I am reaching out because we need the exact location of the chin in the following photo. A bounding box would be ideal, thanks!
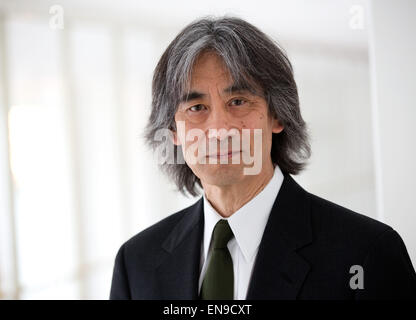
[193,163,245,186]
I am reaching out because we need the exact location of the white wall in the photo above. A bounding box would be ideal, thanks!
[289,44,376,219]
[368,0,416,265]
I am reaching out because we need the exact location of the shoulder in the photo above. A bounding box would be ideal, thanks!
[306,191,396,253]
[284,174,392,242]
[118,198,201,261]
[308,192,390,233]
[302,191,416,298]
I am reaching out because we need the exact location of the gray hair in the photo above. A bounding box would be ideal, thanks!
[144,15,311,196]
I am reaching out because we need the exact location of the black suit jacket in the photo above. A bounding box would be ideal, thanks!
[110,173,416,299]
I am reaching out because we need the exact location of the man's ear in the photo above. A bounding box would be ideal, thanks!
[272,117,284,134]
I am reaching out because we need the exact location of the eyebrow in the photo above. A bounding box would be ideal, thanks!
[179,82,256,104]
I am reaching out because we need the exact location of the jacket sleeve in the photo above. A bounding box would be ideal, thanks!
[355,228,416,299]
[110,244,131,300]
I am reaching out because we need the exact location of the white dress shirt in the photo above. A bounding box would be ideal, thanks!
[198,165,284,300]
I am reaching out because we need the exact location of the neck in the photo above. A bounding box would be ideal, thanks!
[202,161,275,217]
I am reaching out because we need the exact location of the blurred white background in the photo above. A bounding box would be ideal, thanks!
[0,0,415,299]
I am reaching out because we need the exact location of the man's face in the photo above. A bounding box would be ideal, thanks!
[173,51,283,187]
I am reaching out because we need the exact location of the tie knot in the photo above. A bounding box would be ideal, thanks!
[211,220,234,249]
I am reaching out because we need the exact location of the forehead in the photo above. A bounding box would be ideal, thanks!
[188,51,232,87]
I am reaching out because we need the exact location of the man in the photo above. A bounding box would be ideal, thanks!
[110,16,416,299]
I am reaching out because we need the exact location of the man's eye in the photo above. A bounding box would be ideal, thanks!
[230,99,246,106]
[189,104,205,112]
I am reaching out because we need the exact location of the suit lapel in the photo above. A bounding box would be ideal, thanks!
[154,173,313,300]
[155,197,204,299]
[246,173,313,299]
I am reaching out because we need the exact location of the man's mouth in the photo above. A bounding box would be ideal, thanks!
[207,150,241,159]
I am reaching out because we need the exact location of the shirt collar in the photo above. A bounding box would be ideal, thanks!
[202,165,284,262]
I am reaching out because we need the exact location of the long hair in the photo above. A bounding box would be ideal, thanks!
[144,15,311,196]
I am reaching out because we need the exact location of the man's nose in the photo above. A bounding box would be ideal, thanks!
[206,104,238,140]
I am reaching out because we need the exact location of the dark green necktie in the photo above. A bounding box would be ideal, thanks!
[200,219,234,300]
